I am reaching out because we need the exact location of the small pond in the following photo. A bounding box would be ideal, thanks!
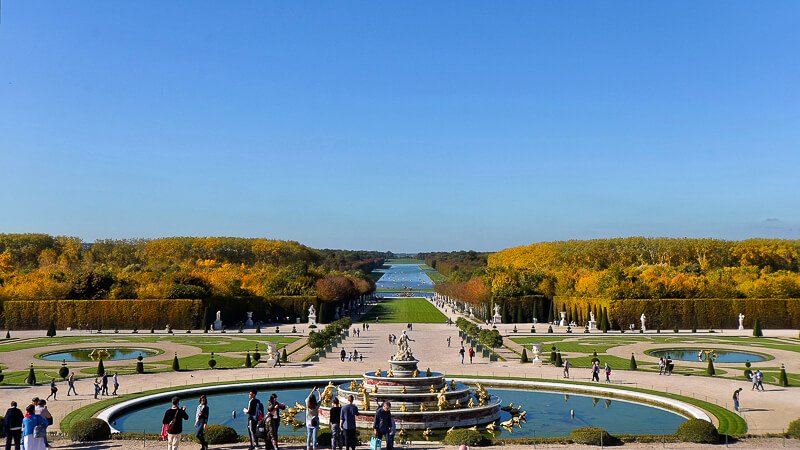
[40,348,159,362]
[111,385,687,437]
[648,348,768,363]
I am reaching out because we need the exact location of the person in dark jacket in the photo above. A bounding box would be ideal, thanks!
[340,395,359,450]
[194,395,209,450]
[162,396,189,450]
[244,390,264,450]
[4,401,24,450]
[329,398,342,450]
[373,401,392,441]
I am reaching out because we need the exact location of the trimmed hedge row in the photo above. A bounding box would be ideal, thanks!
[3,299,203,329]
[555,296,800,329]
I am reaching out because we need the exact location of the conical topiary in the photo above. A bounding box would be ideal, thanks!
[27,364,36,385]
[172,353,180,371]
[208,353,217,369]
[256,324,261,334]
[97,358,105,376]
[281,348,288,363]
[550,346,557,364]
[706,357,715,376]
[753,319,763,337]
[5,330,10,339]
[136,354,145,374]
[743,361,752,380]
[59,361,69,380]
[520,348,529,363]
[779,364,789,387]
[46,320,56,337]
[245,351,252,368]
[555,352,563,367]
[630,353,638,370]
[253,346,261,362]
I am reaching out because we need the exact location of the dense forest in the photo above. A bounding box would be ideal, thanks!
[417,251,488,281]
[0,234,382,302]
[434,238,800,305]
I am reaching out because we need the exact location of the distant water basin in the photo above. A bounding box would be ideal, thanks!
[375,264,434,291]
[648,348,767,363]
[40,348,158,362]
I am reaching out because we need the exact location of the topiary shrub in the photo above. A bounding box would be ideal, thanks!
[172,353,180,371]
[676,419,720,444]
[629,353,637,370]
[203,425,238,445]
[753,319,763,337]
[69,418,111,442]
[46,320,56,337]
[706,358,715,376]
[779,364,789,387]
[59,364,69,380]
[787,418,800,439]
[281,348,288,363]
[743,361,752,380]
[520,348,528,363]
[245,352,252,368]
[570,427,617,446]
[97,358,105,376]
[547,325,553,333]
[136,355,145,374]
[26,365,36,385]
[442,429,490,446]
[555,352,563,367]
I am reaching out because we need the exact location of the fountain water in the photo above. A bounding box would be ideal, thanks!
[319,332,502,429]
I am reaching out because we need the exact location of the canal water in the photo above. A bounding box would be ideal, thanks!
[374,263,435,291]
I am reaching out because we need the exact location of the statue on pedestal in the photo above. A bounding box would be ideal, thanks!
[640,313,647,332]
[738,313,745,330]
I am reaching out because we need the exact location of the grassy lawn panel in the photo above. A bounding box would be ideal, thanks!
[359,298,447,323]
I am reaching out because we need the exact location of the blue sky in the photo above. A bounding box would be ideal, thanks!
[1,1,798,252]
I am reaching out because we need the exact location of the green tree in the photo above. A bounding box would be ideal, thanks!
[281,348,288,363]
[779,364,789,387]
[58,362,69,380]
[245,352,252,368]
[26,365,36,385]
[46,320,56,337]
[706,357,715,376]
[520,348,528,363]
[97,358,105,376]
[752,319,763,337]
[555,352,563,367]
[172,353,180,371]
[629,353,637,370]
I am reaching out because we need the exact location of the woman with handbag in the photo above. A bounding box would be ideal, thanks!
[194,395,209,450]
[21,405,47,450]
[305,387,320,450]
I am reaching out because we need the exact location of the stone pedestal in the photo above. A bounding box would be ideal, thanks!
[493,312,502,324]
[588,320,597,331]
[214,319,223,331]
[559,311,567,327]
[308,313,317,326]
[245,312,254,327]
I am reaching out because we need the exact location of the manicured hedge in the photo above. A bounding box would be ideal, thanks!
[3,299,203,329]
[555,296,800,329]
[676,419,719,444]
[69,418,111,442]
[569,427,618,446]
[442,429,491,446]
[204,425,238,444]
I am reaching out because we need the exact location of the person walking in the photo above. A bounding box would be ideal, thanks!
[305,387,320,450]
[341,395,360,450]
[45,379,57,401]
[446,337,451,347]
[194,395,209,450]
[591,362,600,382]
[751,370,760,391]
[658,357,664,375]
[21,405,46,450]
[604,363,612,383]
[340,349,346,362]
[93,378,100,399]
[67,373,77,396]
[4,401,24,450]
[468,346,475,364]
[373,402,392,448]
[101,373,109,396]
[112,372,120,396]
[268,394,286,450]
[329,397,342,450]
[244,390,264,450]
[162,397,189,450]
[563,358,571,379]
[386,416,396,450]
[353,350,359,362]
[756,370,765,391]
[459,347,465,364]
[732,388,742,412]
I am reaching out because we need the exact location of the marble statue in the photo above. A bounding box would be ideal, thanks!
[590,311,595,322]
[393,331,416,361]
[640,313,647,332]
[738,313,745,330]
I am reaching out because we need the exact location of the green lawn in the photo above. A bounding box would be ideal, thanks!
[424,269,447,284]
[359,297,447,323]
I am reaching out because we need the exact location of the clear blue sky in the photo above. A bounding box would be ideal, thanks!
[1,1,798,252]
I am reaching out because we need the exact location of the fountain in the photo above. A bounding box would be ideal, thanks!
[319,332,502,429]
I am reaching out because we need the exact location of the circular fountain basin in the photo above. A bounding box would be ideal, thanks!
[104,380,693,437]
[39,348,159,362]
[647,348,769,363]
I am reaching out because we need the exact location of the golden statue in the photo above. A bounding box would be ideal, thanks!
[371,384,378,393]
[454,399,461,408]
[399,404,407,412]
[349,380,358,391]
[474,383,490,407]
[437,388,449,411]
[429,385,436,393]
[468,397,476,408]
[376,369,382,377]
[359,385,370,410]
[320,381,336,407]
[419,403,427,412]
[450,380,457,390]
[412,369,419,377]
[387,370,394,378]
[401,386,407,394]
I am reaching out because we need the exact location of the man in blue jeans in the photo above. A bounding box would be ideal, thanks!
[340,395,359,450]
[373,402,392,448]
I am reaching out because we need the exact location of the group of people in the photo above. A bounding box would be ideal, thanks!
[43,371,121,401]
[3,398,54,450]
[339,348,363,362]
[590,361,612,382]
[657,356,675,375]
[458,346,475,364]
[750,369,765,391]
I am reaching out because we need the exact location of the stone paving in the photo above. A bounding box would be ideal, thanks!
[1,321,799,436]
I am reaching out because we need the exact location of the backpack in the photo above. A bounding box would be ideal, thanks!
[32,417,46,439]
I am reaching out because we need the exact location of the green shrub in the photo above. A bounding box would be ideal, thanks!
[46,320,56,337]
[676,419,720,444]
[779,365,789,387]
[744,361,752,380]
[69,418,111,442]
[753,318,763,337]
[629,353,637,370]
[245,352,252,368]
[787,418,800,439]
[442,429,490,446]
[26,366,36,385]
[59,364,69,380]
[520,348,528,363]
[281,348,288,363]
[555,352,563,367]
[204,425,238,445]
[97,358,105,376]
[570,427,617,445]
[172,353,180,371]
[706,358,715,376]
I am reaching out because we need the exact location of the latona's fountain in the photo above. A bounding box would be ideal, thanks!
[319,332,502,429]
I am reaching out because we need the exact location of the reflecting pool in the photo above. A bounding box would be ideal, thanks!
[648,348,767,363]
[40,348,158,362]
[374,264,434,291]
